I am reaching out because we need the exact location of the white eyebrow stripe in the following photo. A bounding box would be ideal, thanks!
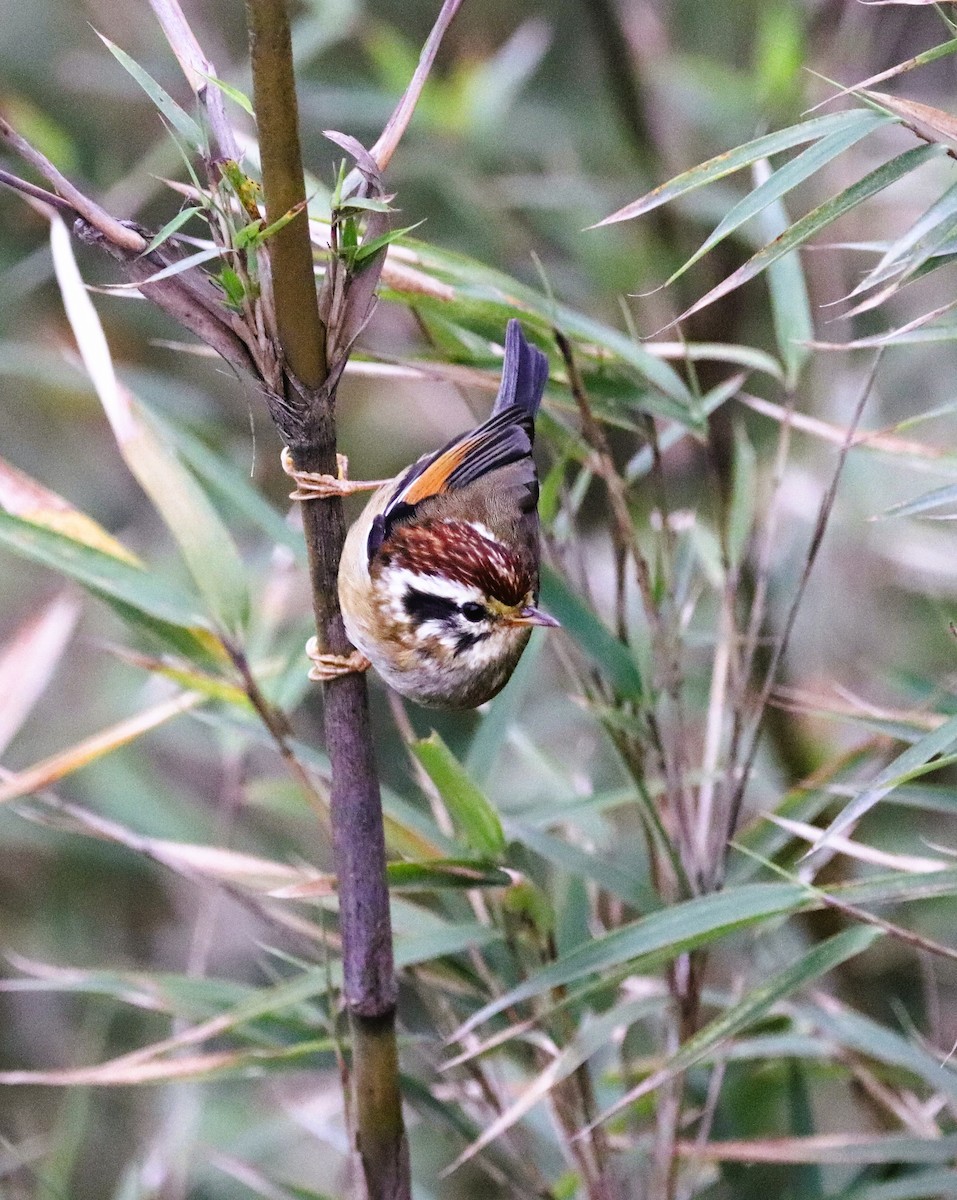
[462,520,505,547]
[384,567,484,606]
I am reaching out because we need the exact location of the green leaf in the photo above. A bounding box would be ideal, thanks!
[404,241,696,415]
[834,1169,957,1199]
[727,422,757,569]
[755,162,814,389]
[338,196,396,213]
[352,220,425,266]
[0,510,206,631]
[141,206,203,256]
[151,412,304,556]
[412,733,507,859]
[507,820,654,907]
[852,180,957,296]
[592,110,889,227]
[595,927,881,1124]
[117,245,225,291]
[539,566,644,700]
[665,110,891,289]
[674,143,944,327]
[125,407,250,636]
[454,882,809,1038]
[455,868,957,1040]
[216,265,247,309]
[701,1134,957,1166]
[198,72,255,116]
[814,711,957,852]
[96,33,204,151]
[386,860,512,890]
[879,481,957,520]
[802,998,957,1105]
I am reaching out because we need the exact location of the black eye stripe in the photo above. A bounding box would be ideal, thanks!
[454,631,490,656]
[403,587,459,625]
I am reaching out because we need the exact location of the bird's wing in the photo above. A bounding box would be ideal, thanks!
[398,407,533,505]
[367,408,535,561]
[367,322,548,562]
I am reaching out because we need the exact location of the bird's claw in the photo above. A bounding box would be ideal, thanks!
[281,446,385,500]
[305,636,371,682]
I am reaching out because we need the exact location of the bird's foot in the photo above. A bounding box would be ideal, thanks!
[305,636,372,682]
[281,446,386,500]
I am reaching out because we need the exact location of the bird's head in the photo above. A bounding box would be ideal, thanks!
[370,519,557,704]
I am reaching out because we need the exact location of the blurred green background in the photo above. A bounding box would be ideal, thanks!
[3,1,957,1197]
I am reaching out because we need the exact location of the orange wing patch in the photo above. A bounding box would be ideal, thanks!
[401,436,478,505]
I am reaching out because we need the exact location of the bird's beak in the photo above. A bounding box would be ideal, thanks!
[504,606,560,629]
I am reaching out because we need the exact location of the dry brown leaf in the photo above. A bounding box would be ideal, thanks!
[864,90,957,149]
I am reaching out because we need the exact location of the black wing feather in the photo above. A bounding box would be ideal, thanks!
[370,321,548,559]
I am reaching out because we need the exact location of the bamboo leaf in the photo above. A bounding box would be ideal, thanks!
[197,71,255,116]
[0,693,203,805]
[813,711,957,853]
[0,596,79,757]
[591,927,881,1129]
[0,454,138,565]
[878,481,957,520]
[540,566,644,700]
[833,1170,957,1199]
[153,414,303,555]
[755,161,814,388]
[864,89,957,148]
[592,110,889,228]
[404,241,696,414]
[851,181,957,296]
[141,206,203,255]
[0,511,206,631]
[412,733,507,859]
[665,110,891,289]
[727,423,757,568]
[48,216,250,634]
[123,410,251,635]
[104,245,225,290]
[681,1133,957,1165]
[453,882,809,1038]
[673,144,943,327]
[455,869,957,1040]
[96,32,205,151]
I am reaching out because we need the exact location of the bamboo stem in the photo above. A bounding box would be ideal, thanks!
[245,1,408,1195]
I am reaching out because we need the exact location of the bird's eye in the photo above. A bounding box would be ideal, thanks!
[460,602,487,623]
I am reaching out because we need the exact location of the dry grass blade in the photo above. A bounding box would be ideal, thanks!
[0,596,80,757]
[806,38,957,112]
[737,391,941,458]
[147,0,239,161]
[675,1133,957,1163]
[766,814,948,873]
[0,691,203,805]
[864,90,957,151]
[359,0,464,182]
[0,1045,315,1087]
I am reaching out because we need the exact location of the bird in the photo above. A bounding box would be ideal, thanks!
[282,318,558,709]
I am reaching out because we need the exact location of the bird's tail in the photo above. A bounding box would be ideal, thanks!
[491,319,549,419]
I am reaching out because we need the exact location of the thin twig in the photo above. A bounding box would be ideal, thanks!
[0,169,76,216]
[147,0,240,163]
[0,117,146,253]
[721,354,883,862]
[555,329,698,889]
